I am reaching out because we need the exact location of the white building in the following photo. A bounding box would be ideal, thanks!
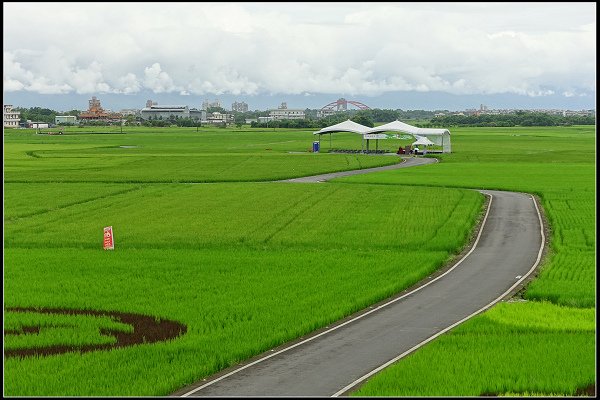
[55,115,78,125]
[140,104,205,121]
[4,105,20,128]
[317,109,336,118]
[119,109,140,116]
[26,121,49,129]
[206,112,234,124]
[269,102,305,120]
[258,116,275,124]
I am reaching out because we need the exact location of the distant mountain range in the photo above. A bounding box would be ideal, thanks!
[4,89,595,113]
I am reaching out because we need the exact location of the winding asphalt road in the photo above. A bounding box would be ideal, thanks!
[285,155,436,183]
[174,156,545,397]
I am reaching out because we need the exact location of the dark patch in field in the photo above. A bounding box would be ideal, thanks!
[25,151,41,158]
[480,383,596,397]
[4,307,187,359]
[575,383,596,397]
[4,326,42,335]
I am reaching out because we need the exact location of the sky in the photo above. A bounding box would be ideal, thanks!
[3,2,596,112]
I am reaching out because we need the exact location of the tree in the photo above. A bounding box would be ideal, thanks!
[15,106,59,124]
[234,114,246,125]
[64,109,81,117]
[428,112,594,127]
[351,114,374,128]
[124,115,137,125]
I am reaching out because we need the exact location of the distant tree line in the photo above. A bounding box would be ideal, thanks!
[249,109,441,129]
[141,116,201,127]
[14,107,80,124]
[10,106,440,128]
[424,112,595,127]
[11,106,593,129]
[250,112,374,129]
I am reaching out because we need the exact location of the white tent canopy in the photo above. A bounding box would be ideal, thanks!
[412,135,435,146]
[313,119,371,135]
[364,120,451,153]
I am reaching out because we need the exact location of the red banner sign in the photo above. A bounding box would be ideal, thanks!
[103,226,114,250]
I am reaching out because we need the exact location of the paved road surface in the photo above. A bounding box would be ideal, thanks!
[283,155,436,182]
[174,158,544,397]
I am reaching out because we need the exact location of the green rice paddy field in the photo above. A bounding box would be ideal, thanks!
[3,125,596,396]
[337,125,596,396]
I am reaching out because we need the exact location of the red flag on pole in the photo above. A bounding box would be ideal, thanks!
[103,226,114,250]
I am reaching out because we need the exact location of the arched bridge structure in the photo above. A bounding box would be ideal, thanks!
[320,98,371,112]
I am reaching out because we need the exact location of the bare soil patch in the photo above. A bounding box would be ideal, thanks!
[4,307,186,359]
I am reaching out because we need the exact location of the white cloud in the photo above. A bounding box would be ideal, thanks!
[116,73,141,94]
[143,63,178,93]
[26,78,73,95]
[68,61,112,94]
[3,52,32,91]
[4,78,25,91]
[2,3,596,98]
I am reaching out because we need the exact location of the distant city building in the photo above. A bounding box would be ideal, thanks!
[453,106,595,117]
[205,111,234,124]
[245,118,258,124]
[258,116,275,124]
[269,102,305,120]
[4,104,20,128]
[55,115,78,125]
[317,109,337,118]
[232,101,248,112]
[119,109,140,116]
[202,99,221,110]
[79,96,111,120]
[77,96,123,122]
[140,103,205,121]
